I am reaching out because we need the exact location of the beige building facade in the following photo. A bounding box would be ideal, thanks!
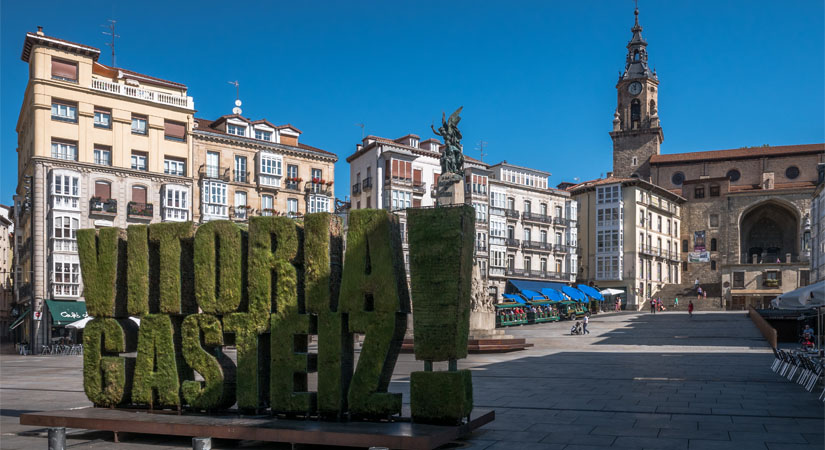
[572,177,683,308]
[14,29,195,350]
[192,115,336,222]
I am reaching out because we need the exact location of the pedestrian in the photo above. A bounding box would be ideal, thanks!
[674,297,679,308]
[583,314,590,334]
[650,299,656,314]
[694,278,699,289]
[697,286,702,301]
[703,290,707,299]
[688,300,694,317]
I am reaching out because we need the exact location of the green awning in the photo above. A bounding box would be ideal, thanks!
[46,300,88,325]
[9,308,30,331]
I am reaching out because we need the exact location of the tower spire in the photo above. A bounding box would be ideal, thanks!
[621,4,656,81]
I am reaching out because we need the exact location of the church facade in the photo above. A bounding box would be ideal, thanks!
[574,8,824,310]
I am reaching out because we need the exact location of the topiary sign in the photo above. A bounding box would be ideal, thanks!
[78,209,474,424]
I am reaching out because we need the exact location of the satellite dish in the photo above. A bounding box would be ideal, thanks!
[232,106,242,115]
[235,99,242,107]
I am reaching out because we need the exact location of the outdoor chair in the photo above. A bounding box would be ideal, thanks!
[805,359,823,393]
[771,348,783,372]
[786,353,802,381]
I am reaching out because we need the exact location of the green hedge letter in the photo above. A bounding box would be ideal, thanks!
[181,314,235,410]
[77,228,119,317]
[132,314,180,407]
[83,318,126,406]
[340,210,409,417]
[127,225,149,316]
[194,221,243,314]
[149,222,195,314]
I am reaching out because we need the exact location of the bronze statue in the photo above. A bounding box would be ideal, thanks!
[431,106,464,175]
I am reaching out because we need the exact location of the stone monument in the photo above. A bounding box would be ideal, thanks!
[432,107,466,206]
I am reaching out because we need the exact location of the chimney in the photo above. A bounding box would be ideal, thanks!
[36,26,44,36]
[356,144,363,152]
[606,171,613,178]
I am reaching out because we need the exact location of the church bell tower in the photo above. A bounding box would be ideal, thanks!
[610,7,663,180]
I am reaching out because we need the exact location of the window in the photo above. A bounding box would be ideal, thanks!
[131,115,147,135]
[490,250,505,268]
[131,151,148,171]
[259,153,283,187]
[287,198,299,217]
[367,196,372,208]
[671,172,685,186]
[94,147,111,166]
[490,191,506,209]
[312,168,323,187]
[287,164,298,179]
[710,260,717,271]
[694,186,705,199]
[540,230,548,244]
[94,180,111,200]
[309,195,330,213]
[800,270,810,287]
[726,169,741,182]
[163,185,189,221]
[524,227,531,242]
[52,215,79,252]
[164,120,186,142]
[51,171,80,210]
[52,256,80,297]
[785,166,800,180]
[255,129,272,141]
[630,99,641,128]
[632,156,638,166]
[556,232,563,246]
[710,238,717,252]
[51,101,77,122]
[682,240,688,252]
[540,203,548,216]
[94,108,111,128]
[709,214,719,228]
[523,200,531,214]
[507,226,515,240]
[709,185,720,197]
[476,232,486,251]
[131,185,147,204]
[540,258,548,273]
[162,157,185,176]
[507,197,515,210]
[733,271,745,288]
[206,152,220,178]
[507,255,515,270]
[657,215,662,231]
[473,202,487,222]
[261,195,274,216]
[234,191,247,219]
[597,185,620,204]
[51,140,77,160]
[227,124,246,136]
[524,257,531,272]
[202,180,228,219]
[390,190,412,210]
[51,58,77,82]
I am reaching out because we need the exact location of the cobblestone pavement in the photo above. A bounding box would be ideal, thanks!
[1,311,822,449]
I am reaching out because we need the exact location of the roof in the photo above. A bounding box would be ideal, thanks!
[650,143,825,165]
[568,175,687,202]
[21,31,100,62]
[194,117,335,159]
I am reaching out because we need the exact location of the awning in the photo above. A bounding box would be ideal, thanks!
[561,285,587,302]
[540,288,566,301]
[600,288,625,296]
[521,289,546,301]
[773,280,825,310]
[45,300,88,326]
[577,284,604,301]
[9,309,29,331]
[502,293,527,304]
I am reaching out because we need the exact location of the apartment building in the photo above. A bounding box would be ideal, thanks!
[486,162,577,300]
[571,176,684,308]
[192,114,337,222]
[0,206,13,340]
[346,133,490,275]
[811,164,825,283]
[14,29,195,351]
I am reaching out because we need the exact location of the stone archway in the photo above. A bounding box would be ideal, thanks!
[739,201,799,263]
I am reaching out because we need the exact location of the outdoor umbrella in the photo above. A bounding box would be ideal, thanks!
[66,316,141,329]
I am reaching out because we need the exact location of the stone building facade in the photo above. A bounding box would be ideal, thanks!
[192,114,336,223]
[809,164,825,283]
[13,29,195,351]
[597,8,825,310]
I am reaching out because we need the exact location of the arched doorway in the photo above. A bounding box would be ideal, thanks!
[739,201,799,263]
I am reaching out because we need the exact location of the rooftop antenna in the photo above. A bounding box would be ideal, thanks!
[355,123,365,139]
[101,19,119,67]
[475,140,488,162]
[228,81,242,115]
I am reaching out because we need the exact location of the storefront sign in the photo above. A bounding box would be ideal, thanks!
[688,251,710,262]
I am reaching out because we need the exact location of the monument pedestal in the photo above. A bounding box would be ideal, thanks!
[435,174,465,206]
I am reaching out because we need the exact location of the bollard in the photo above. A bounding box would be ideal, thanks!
[48,427,66,450]
[192,436,212,450]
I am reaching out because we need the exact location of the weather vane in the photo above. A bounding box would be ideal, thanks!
[228,81,242,114]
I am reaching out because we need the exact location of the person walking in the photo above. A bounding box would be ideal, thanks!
[688,300,694,317]
[583,314,590,334]
[674,297,679,308]
[697,286,702,301]
[650,299,656,314]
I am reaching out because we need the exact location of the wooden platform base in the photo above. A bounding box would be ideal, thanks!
[401,338,533,353]
[20,407,495,450]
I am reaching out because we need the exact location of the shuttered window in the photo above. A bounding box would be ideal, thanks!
[413,198,421,208]
[51,59,77,81]
[132,186,147,204]
[95,181,111,200]
[433,172,440,185]
[164,120,186,141]
[392,160,399,178]
[413,169,422,185]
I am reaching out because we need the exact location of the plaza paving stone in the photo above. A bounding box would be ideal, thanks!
[1,311,823,449]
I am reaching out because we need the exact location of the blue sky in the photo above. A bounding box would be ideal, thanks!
[2,0,823,202]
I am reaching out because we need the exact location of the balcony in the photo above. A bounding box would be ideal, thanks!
[90,197,117,216]
[306,182,333,196]
[352,183,361,195]
[284,178,302,191]
[200,164,229,181]
[505,238,520,248]
[522,211,552,225]
[489,236,505,246]
[127,202,153,219]
[490,207,506,216]
[503,268,572,281]
[91,78,195,110]
[362,177,373,191]
[412,181,426,194]
[233,170,249,183]
[553,217,570,226]
[232,206,249,221]
[522,240,553,252]
[163,207,189,222]
[504,209,520,220]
